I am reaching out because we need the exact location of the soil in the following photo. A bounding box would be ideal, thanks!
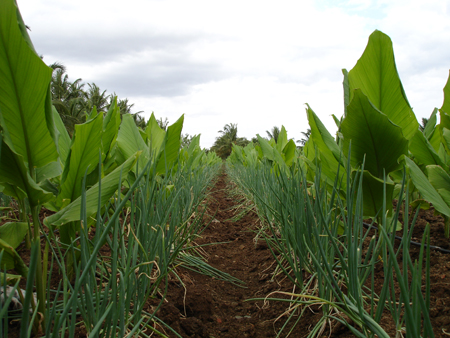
[2,168,450,337]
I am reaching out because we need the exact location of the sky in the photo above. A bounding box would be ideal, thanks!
[17,0,450,148]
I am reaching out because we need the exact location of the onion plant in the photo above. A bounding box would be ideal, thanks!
[227,156,434,337]
[0,150,221,337]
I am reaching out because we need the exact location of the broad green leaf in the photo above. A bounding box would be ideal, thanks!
[0,222,28,249]
[423,108,438,140]
[440,128,450,157]
[155,115,184,175]
[103,98,121,160]
[404,157,450,218]
[427,165,450,205]
[276,126,288,153]
[358,170,395,218]
[331,114,341,129]
[410,199,432,211]
[188,134,200,153]
[440,111,450,137]
[348,30,418,140]
[282,139,296,167]
[441,71,450,114]
[231,144,246,165]
[342,69,350,115]
[0,0,58,170]
[243,143,258,166]
[255,145,263,160]
[305,106,347,193]
[35,160,62,183]
[58,113,103,206]
[306,104,345,167]
[342,89,408,178]
[145,113,166,155]
[0,238,28,277]
[52,106,71,167]
[303,138,315,161]
[409,129,445,167]
[256,135,274,161]
[429,125,442,152]
[271,146,289,176]
[0,140,53,205]
[139,129,148,143]
[45,152,140,227]
[116,114,149,171]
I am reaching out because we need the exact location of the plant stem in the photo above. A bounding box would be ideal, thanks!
[31,206,46,331]
[19,200,31,250]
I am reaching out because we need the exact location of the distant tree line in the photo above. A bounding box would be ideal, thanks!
[211,124,311,159]
[49,62,146,136]
[48,62,196,148]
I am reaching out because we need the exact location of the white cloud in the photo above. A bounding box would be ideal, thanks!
[17,0,450,148]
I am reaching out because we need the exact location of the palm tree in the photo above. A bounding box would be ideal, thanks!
[49,63,146,134]
[50,63,86,135]
[297,128,311,146]
[419,117,429,132]
[83,83,110,114]
[157,117,169,131]
[266,126,281,143]
[211,123,249,159]
[110,95,146,128]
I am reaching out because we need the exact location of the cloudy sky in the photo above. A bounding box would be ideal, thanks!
[18,0,450,148]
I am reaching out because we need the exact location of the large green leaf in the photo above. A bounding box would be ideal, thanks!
[409,129,445,167]
[52,106,71,167]
[305,105,347,190]
[0,140,53,205]
[442,128,450,157]
[57,113,103,206]
[359,170,395,218]
[429,125,442,152]
[0,0,58,170]
[116,114,149,171]
[155,115,184,175]
[306,104,345,167]
[102,98,121,160]
[341,89,408,178]
[145,113,166,155]
[347,30,418,140]
[342,69,350,115]
[0,222,28,249]
[276,126,288,153]
[256,135,274,161]
[0,238,28,277]
[282,139,296,167]
[441,71,450,114]
[440,111,450,134]
[45,152,140,227]
[404,157,450,218]
[427,165,450,206]
[423,108,438,141]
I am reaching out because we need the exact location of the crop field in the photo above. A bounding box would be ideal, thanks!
[0,0,450,337]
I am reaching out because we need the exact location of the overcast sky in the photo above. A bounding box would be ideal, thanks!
[18,0,450,148]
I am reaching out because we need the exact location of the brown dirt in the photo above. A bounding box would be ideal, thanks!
[154,171,450,338]
[2,169,450,337]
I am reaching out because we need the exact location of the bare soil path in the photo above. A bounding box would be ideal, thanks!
[157,169,309,338]
[157,169,450,338]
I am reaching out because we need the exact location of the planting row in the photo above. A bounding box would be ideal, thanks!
[226,29,444,337]
[0,1,222,336]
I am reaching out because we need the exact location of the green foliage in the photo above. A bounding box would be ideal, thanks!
[0,1,222,335]
[347,30,418,140]
[211,123,249,159]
